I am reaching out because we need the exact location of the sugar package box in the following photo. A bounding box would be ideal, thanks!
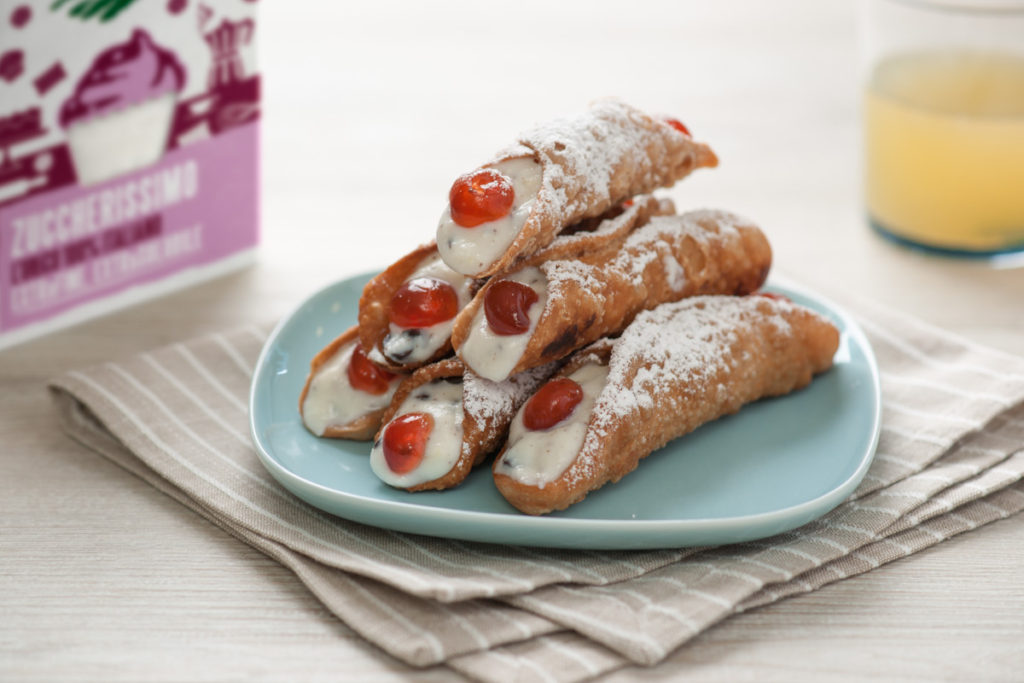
[0,0,259,349]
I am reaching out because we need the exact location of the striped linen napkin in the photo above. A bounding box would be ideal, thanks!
[49,294,1024,683]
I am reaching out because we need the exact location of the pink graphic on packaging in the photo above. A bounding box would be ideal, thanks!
[0,109,77,208]
[0,13,260,209]
[9,5,32,29]
[0,109,45,153]
[59,29,186,128]
[0,124,258,334]
[33,61,67,95]
[0,50,24,83]
[173,8,259,143]
[0,2,259,344]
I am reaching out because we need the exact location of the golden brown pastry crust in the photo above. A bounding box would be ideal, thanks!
[452,209,772,381]
[526,194,675,265]
[466,100,717,278]
[299,325,400,441]
[493,296,840,515]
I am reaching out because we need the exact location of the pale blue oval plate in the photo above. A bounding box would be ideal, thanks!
[249,273,881,550]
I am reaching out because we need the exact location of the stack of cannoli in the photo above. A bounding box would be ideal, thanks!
[300,100,839,513]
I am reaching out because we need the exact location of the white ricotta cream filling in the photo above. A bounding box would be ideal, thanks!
[494,362,609,488]
[370,378,465,488]
[436,157,542,275]
[301,341,399,437]
[458,266,548,382]
[379,253,474,364]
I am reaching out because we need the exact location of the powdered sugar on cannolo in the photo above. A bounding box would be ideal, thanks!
[589,296,794,434]
[569,298,799,486]
[528,195,676,264]
[462,361,560,426]
[436,101,718,278]
[542,211,742,296]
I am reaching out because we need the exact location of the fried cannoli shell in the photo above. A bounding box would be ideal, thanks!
[299,325,401,440]
[453,209,772,381]
[375,358,559,492]
[472,100,717,278]
[493,295,841,515]
[527,194,676,265]
[357,242,459,372]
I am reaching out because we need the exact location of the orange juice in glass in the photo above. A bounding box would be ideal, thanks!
[863,1,1024,257]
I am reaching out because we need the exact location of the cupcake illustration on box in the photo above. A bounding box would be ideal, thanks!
[0,1,259,350]
[59,29,186,186]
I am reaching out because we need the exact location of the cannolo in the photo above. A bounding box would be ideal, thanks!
[300,325,405,440]
[435,100,718,278]
[369,358,559,492]
[452,209,772,382]
[358,243,479,371]
[493,294,841,515]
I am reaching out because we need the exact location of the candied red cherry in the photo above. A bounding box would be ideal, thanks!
[523,377,584,431]
[756,291,790,302]
[484,279,539,336]
[347,344,398,395]
[664,117,691,136]
[390,277,459,329]
[449,168,515,228]
[382,412,433,474]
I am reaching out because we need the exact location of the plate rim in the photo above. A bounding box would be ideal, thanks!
[249,273,882,547]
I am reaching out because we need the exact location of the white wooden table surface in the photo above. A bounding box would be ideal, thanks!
[4,2,1024,680]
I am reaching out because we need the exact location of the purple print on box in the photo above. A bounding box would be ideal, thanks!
[171,5,259,143]
[59,29,187,129]
[10,5,32,28]
[0,109,46,157]
[0,109,76,207]
[33,61,67,95]
[0,0,260,343]
[0,3,260,207]
[0,50,24,83]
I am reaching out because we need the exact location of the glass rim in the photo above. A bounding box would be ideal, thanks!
[880,0,1024,14]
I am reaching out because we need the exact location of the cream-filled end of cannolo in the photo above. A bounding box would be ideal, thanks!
[301,339,401,437]
[457,266,548,382]
[368,252,475,366]
[370,378,465,488]
[436,157,543,276]
[495,362,609,488]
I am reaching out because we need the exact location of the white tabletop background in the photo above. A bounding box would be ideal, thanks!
[4,1,1023,680]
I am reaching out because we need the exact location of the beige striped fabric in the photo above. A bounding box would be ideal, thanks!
[49,296,1024,683]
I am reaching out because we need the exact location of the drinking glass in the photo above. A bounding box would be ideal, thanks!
[862,0,1024,258]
